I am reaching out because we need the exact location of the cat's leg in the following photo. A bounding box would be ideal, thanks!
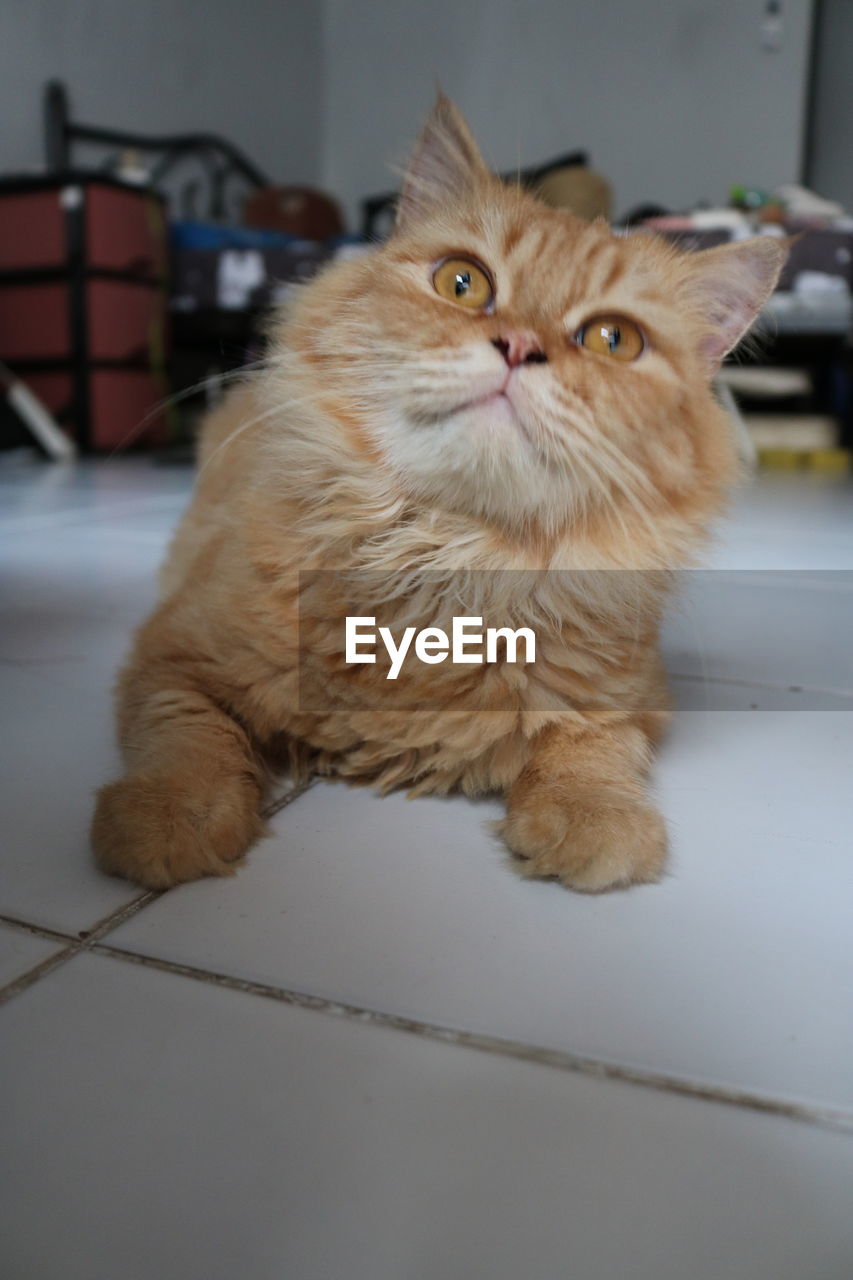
[500,717,668,893]
[91,657,266,890]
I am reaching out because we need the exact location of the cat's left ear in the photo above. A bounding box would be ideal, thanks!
[396,93,491,234]
[680,236,789,373]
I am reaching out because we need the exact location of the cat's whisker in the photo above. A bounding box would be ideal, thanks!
[545,387,640,470]
[578,443,662,550]
[101,361,269,459]
[589,428,661,502]
[564,435,636,546]
[550,389,661,503]
[196,404,288,478]
[558,409,664,542]
[197,380,360,479]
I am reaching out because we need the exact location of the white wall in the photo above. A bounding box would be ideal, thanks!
[807,0,853,212]
[0,0,323,184]
[0,1,818,229]
[322,0,815,226]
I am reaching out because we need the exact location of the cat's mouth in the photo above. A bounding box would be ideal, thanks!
[454,387,533,446]
[455,368,513,415]
[456,389,509,413]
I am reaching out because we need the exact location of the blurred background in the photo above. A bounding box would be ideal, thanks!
[0,0,850,466]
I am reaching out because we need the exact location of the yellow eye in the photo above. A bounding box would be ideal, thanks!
[577,315,644,361]
[432,257,494,310]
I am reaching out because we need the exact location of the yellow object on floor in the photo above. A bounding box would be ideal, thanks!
[758,447,852,472]
[807,448,851,473]
[758,448,804,470]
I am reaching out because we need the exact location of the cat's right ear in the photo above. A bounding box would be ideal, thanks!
[395,94,491,234]
[679,236,789,374]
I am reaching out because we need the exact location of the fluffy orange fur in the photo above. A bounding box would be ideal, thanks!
[92,97,786,892]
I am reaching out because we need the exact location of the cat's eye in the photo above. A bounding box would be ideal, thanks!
[432,257,494,311]
[576,315,644,362]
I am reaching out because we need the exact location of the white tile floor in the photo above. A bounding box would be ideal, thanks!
[2,454,852,1279]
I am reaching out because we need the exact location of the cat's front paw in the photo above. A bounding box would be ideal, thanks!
[500,788,668,893]
[91,768,265,890]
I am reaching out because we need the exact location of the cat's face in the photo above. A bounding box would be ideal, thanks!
[286,97,785,536]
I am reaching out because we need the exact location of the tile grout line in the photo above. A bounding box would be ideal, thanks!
[261,775,318,820]
[0,914,78,945]
[6,779,848,1135]
[0,947,83,1006]
[88,939,853,1138]
[0,777,315,1006]
[0,893,160,1006]
[667,671,853,700]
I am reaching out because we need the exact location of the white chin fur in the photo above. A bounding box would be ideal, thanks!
[376,402,578,528]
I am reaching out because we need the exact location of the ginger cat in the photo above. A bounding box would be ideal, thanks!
[92,97,786,892]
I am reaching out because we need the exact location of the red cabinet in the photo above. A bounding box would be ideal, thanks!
[0,175,169,451]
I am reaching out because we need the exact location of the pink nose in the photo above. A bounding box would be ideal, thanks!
[492,331,547,368]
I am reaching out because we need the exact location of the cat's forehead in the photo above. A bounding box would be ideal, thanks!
[395,193,676,320]
[491,205,673,312]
